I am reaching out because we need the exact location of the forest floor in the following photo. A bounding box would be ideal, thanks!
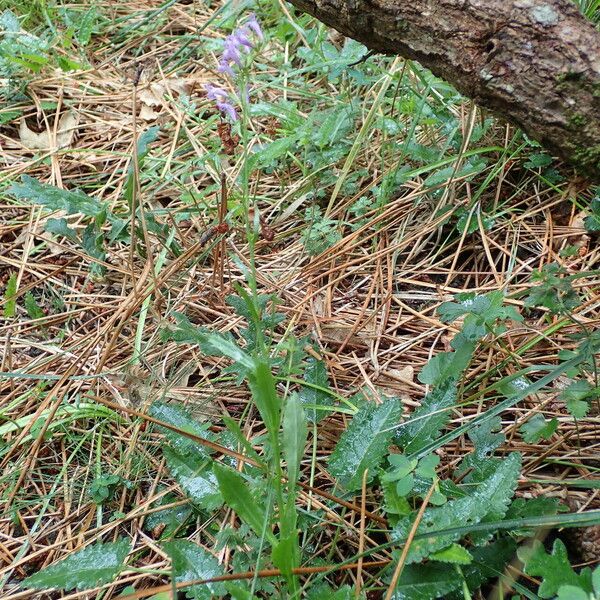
[1,1,599,598]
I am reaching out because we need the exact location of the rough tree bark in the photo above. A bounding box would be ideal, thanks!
[286,0,600,181]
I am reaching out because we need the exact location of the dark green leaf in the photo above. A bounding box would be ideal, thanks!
[163,446,222,510]
[21,540,130,591]
[520,414,558,443]
[213,463,274,542]
[282,392,307,485]
[396,381,456,457]
[163,539,225,599]
[9,175,106,217]
[149,401,212,455]
[519,539,593,598]
[299,358,332,422]
[393,453,521,563]
[329,397,402,491]
[390,561,462,599]
[45,217,78,241]
[247,358,281,435]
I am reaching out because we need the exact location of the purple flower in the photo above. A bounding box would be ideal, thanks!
[217,14,263,77]
[216,101,238,121]
[223,35,244,65]
[232,29,253,50]
[204,84,238,121]
[245,14,263,40]
[217,60,235,76]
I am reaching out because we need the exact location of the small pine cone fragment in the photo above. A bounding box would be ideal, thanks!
[578,525,600,563]
[565,497,600,562]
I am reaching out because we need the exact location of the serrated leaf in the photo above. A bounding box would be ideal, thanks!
[149,401,212,455]
[45,217,78,241]
[390,561,462,599]
[24,291,44,320]
[519,539,593,598]
[449,538,517,599]
[9,175,105,217]
[163,446,222,510]
[163,539,225,599]
[308,584,355,600]
[520,414,558,443]
[438,291,522,326]
[396,381,456,457]
[561,380,596,418]
[329,398,402,491]
[430,543,472,564]
[282,392,307,486]
[3,273,17,318]
[21,540,130,591]
[299,358,332,422]
[213,463,274,542]
[468,417,505,461]
[393,453,521,563]
[166,313,254,371]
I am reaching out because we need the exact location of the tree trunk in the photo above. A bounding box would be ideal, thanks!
[286,0,600,181]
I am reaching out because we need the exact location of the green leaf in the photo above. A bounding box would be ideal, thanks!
[452,538,517,598]
[21,540,130,591]
[308,584,355,600]
[556,586,590,600]
[561,380,595,418]
[329,397,402,491]
[520,414,558,443]
[299,358,332,422]
[45,217,78,241]
[467,417,505,461]
[396,381,456,457]
[438,291,521,325]
[247,359,281,437]
[149,401,212,455]
[272,534,297,581]
[430,543,472,564]
[9,175,106,217]
[248,136,297,170]
[124,127,160,207]
[390,561,463,599]
[213,463,274,543]
[282,392,307,486]
[163,539,225,599]
[393,453,521,563]
[163,446,222,510]
[519,539,593,598]
[3,273,17,318]
[24,292,45,320]
[90,474,122,504]
[166,313,254,372]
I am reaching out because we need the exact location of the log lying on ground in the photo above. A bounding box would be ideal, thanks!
[287,0,600,181]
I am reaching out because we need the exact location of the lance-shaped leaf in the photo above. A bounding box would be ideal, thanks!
[22,540,130,591]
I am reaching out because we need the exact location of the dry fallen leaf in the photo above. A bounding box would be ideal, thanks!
[19,110,79,151]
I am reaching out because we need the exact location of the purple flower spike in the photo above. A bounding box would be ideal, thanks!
[218,60,235,76]
[223,35,243,65]
[204,84,229,102]
[217,101,239,122]
[245,14,263,40]
[233,29,253,50]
